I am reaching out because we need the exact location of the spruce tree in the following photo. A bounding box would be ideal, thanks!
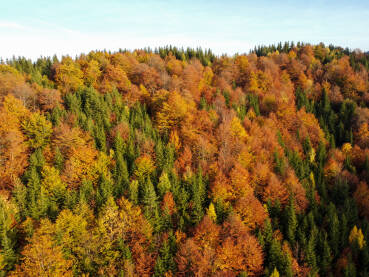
[286,197,298,246]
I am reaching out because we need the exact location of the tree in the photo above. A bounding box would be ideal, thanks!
[21,112,53,149]
[113,134,129,197]
[62,146,98,188]
[10,219,73,277]
[234,194,267,231]
[154,235,176,277]
[270,267,280,277]
[0,100,28,190]
[0,196,19,273]
[142,177,159,222]
[129,180,139,205]
[80,59,101,88]
[54,57,84,93]
[37,88,62,112]
[158,171,172,197]
[134,154,155,181]
[285,197,298,246]
[354,182,369,219]
[215,215,264,276]
[320,234,332,275]
[349,226,366,249]
[207,202,217,222]
[100,64,131,93]
[54,208,94,275]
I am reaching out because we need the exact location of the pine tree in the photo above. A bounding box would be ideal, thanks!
[270,267,280,277]
[327,203,340,256]
[96,175,114,209]
[0,197,18,273]
[320,234,332,274]
[53,146,64,171]
[286,197,298,246]
[142,177,158,221]
[153,236,176,276]
[129,180,139,205]
[306,229,318,275]
[113,135,129,197]
[191,170,206,225]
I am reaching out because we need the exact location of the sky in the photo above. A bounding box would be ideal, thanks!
[1,0,369,60]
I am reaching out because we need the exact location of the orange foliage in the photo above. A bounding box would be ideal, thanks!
[234,195,267,230]
[161,191,177,215]
[262,173,289,206]
[176,215,264,276]
[0,96,29,190]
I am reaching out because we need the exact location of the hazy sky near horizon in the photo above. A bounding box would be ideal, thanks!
[1,0,369,60]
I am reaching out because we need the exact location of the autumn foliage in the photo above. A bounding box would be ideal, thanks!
[0,43,369,276]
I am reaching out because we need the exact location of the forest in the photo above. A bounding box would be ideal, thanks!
[0,42,369,276]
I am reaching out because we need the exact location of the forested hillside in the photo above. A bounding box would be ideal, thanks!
[0,42,369,276]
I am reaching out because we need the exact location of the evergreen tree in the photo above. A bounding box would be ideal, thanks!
[285,197,298,246]
[113,135,129,197]
[54,146,64,171]
[142,177,158,220]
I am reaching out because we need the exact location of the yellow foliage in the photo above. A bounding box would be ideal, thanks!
[238,148,254,169]
[156,91,191,134]
[118,197,153,240]
[207,202,217,222]
[309,172,316,189]
[309,147,316,163]
[203,67,214,86]
[134,154,155,180]
[41,165,66,196]
[349,225,366,249]
[139,84,149,97]
[235,55,249,73]
[247,108,256,120]
[55,57,84,93]
[230,116,248,140]
[199,67,214,91]
[270,267,280,277]
[21,112,53,149]
[82,59,101,87]
[288,50,297,59]
[166,56,183,76]
[94,151,114,179]
[0,64,21,75]
[3,94,30,121]
[342,143,352,155]
[9,219,73,277]
[169,129,181,150]
[63,146,99,187]
[208,109,219,124]
[54,209,91,266]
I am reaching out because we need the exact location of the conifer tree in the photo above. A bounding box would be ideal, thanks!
[143,177,158,221]
[54,146,64,171]
[286,197,298,246]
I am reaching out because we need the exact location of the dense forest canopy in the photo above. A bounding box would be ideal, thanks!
[0,42,369,276]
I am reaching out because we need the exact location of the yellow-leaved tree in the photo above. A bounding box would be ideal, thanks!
[10,219,73,277]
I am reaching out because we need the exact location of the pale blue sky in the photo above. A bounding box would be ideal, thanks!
[1,0,369,59]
